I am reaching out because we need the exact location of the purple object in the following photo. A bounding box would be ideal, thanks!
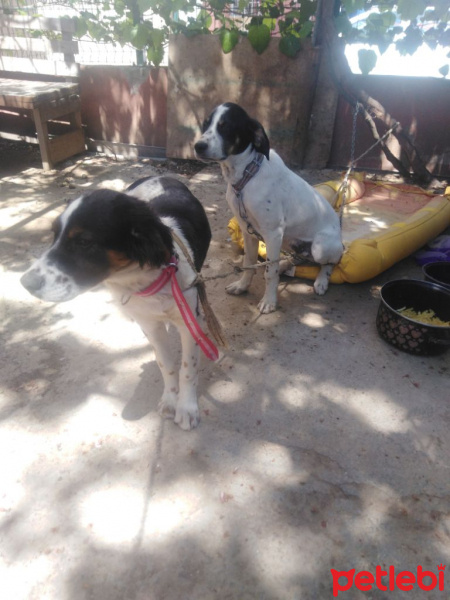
[415,235,450,265]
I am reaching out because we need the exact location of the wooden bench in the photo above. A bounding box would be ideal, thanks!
[0,13,85,170]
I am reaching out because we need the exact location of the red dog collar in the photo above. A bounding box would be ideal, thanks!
[135,256,218,361]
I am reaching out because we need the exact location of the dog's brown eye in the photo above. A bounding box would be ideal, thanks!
[218,120,230,133]
[74,234,94,249]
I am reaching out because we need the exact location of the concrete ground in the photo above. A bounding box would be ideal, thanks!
[1,143,449,600]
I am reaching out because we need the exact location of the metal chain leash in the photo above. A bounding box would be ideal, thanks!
[336,102,399,226]
[350,101,360,166]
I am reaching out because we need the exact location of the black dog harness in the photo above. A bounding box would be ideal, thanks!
[231,152,265,241]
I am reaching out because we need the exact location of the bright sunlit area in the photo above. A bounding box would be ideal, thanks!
[1,1,450,598]
[346,41,449,77]
[345,7,449,78]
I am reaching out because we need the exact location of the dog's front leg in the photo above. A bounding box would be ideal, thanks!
[314,264,334,295]
[140,321,179,420]
[226,230,259,296]
[258,230,283,314]
[311,231,342,295]
[175,324,200,431]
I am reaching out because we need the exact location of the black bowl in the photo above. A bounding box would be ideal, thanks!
[423,261,450,291]
[376,279,450,355]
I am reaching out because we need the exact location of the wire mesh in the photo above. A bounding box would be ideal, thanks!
[0,0,161,65]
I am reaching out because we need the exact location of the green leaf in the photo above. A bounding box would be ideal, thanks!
[423,27,439,50]
[74,17,88,38]
[397,0,427,21]
[147,43,164,66]
[197,9,212,30]
[438,64,449,78]
[279,34,301,57]
[366,13,385,30]
[298,20,314,39]
[268,6,281,19]
[150,27,165,47]
[209,0,228,10]
[116,21,134,44]
[396,26,423,55]
[378,1,397,11]
[295,0,317,24]
[131,23,151,49]
[439,29,450,47]
[248,23,271,54]
[377,39,390,55]
[358,48,377,74]
[220,28,239,53]
[334,15,353,37]
[341,0,366,18]
[381,11,397,28]
[263,18,277,32]
[137,0,154,12]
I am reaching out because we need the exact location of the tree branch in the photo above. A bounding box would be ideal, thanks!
[320,3,433,183]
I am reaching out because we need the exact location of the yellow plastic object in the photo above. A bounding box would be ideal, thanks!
[228,177,450,284]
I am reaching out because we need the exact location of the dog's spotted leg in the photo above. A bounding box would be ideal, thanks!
[141,321,179,419]
[257,230,283,314]
[174,325,200,430]
[226,231,259,296]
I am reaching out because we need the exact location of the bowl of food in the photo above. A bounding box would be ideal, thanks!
[376,279,450,355]
[423,261,450,291]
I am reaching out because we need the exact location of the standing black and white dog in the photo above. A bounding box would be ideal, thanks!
[21,177,212,430]
[194,102,343,313]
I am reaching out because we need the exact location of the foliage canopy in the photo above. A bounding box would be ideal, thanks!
[69,0,449,75]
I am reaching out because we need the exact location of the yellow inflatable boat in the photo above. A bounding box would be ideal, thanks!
[228,175,450,284]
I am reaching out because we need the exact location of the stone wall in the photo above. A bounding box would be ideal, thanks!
[167,34,321,165]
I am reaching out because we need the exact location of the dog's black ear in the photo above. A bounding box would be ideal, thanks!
[250,118,270,160]
[124,203,174,268]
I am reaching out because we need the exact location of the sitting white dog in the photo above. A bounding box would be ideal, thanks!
[194,102,343,314]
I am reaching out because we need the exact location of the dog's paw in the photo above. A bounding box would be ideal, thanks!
[174,405,200,431]
[257,297,278,313]
[226,280,249,296]
[314,265,333,295]
[313,278,329,296]
[158,392,177,420]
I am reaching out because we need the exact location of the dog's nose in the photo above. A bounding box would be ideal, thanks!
[194,140,208,155]
[21,269,45,293]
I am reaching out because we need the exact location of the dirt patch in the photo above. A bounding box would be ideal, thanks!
[2,142,450,600]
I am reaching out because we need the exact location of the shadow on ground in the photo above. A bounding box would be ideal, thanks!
[1,141,449,600]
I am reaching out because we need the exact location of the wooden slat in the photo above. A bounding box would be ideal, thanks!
[0,12,83,168]
[0,81,79,110]
[38,97,81,119]
[48,129,85,164]
[0,130,40,145]
[0,121,86,165]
